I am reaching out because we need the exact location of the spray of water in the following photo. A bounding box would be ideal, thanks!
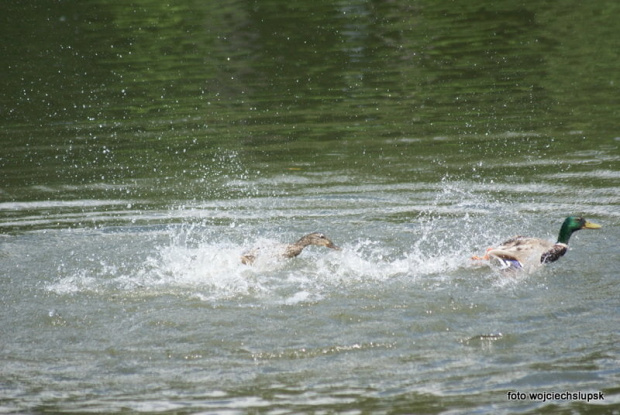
[45,179,549,301]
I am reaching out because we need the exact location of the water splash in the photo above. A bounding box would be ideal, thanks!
[46,224,487,303]
[43,179,560,301]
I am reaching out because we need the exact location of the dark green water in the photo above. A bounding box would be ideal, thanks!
[1,1,619,414]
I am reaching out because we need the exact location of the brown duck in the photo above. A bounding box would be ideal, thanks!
[241,232,340,265]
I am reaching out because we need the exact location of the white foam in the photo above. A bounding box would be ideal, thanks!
[43,180,564,301]
[46,231,476,304]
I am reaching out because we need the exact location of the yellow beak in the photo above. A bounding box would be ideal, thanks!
[583,220,602,229]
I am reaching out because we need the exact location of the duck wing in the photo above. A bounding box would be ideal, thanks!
[487,237,555,266]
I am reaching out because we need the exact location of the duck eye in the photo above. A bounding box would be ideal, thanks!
[319,234,325,238]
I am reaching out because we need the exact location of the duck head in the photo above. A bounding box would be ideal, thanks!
[557,216,601,244]
[297,232,340,250]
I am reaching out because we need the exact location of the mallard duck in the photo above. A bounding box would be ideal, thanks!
[472,216,601,270]
[241,232,340,265]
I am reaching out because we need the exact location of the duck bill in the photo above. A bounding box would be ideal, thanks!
[583,220,602,229]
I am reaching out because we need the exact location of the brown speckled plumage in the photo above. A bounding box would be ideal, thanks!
[241,233,339,265]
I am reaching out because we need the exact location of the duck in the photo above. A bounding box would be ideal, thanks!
[471,216,601,271]
[241,232,340,265]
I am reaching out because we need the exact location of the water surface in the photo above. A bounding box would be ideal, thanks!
[1,1,619,413]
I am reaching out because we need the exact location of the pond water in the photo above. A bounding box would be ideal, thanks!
[1,1,619,414]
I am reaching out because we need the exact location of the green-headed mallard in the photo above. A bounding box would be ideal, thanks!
[472,216,601,271]
[241,232,340,265]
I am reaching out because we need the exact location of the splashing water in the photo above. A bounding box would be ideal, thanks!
[46,208,511,304]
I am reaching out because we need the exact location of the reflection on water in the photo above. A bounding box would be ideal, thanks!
[3,1,620,204]
[1,0,619,413]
